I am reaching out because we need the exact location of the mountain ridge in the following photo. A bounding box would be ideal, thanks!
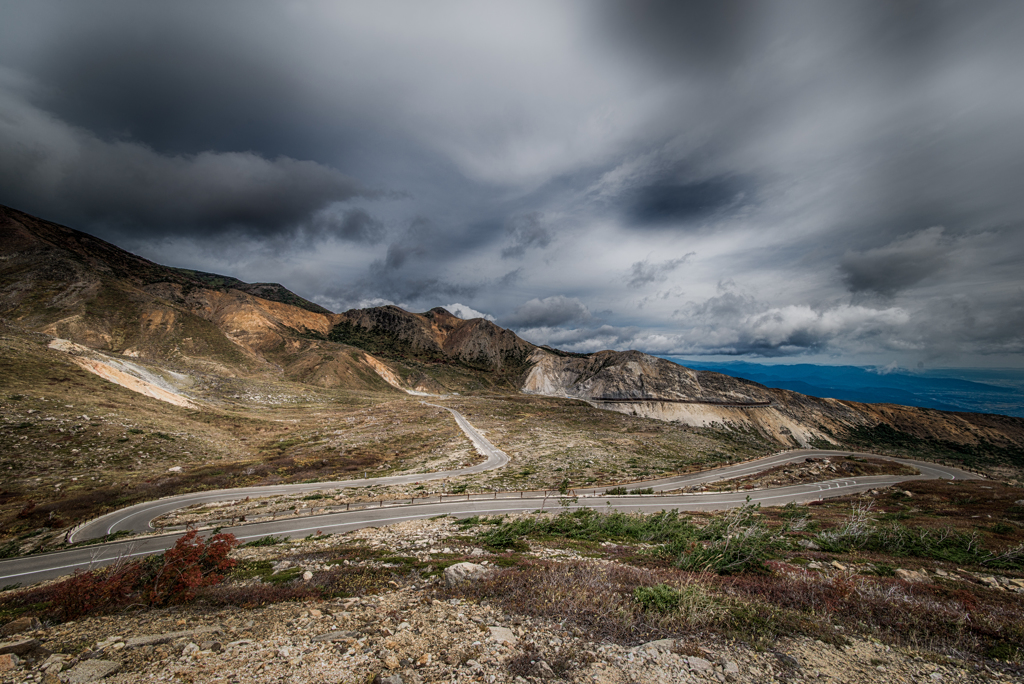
[2,203,1023,475]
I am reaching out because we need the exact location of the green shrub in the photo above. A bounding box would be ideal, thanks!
[815,504,1024,569]
[243,534,287,548]
[634,584,682,612]
[263,567,303,585]
[667,504,786,575]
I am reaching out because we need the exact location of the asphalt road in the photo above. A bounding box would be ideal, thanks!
[67,403,508,543]
[591,450,971,494]
[1,449,979,586]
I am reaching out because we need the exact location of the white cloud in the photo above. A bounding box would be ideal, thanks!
[442,303,495,321]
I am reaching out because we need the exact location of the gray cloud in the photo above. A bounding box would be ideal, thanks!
[503,296,593,329]
[601,0,757,75]
[310,207,386,244]
[627,253,695,288]
[839,227,951,297]
[670,291,911,356]
[1,1,1023,367]
[501,213,551,258]
[627,176,748,227]
[0,85,369,238]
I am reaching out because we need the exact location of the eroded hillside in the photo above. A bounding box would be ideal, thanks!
[523,348,1024,477]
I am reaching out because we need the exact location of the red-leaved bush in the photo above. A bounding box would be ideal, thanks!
[145,530,237,606]
[46,529,238,619]
[49,558,144,620]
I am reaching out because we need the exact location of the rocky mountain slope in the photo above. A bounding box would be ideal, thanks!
[0,205,533,396]
[522,348,1024,475]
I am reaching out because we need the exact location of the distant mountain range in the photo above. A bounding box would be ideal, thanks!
[662,359,1024,419]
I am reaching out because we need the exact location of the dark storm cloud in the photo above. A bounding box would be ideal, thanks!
[371,217,433,272]
[626,177,748,227]
[309,208,386,244]
[3,2,329,159]
[498,269,523,287]
[839,227,950,297]
[503,296,593,330]
[0,86,371,238]
[601,0,756,74]
[1,1,1022,366]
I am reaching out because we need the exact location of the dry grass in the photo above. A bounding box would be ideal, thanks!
[442,394,775,492]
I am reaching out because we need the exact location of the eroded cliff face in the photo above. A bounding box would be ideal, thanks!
[522,349,852,446]
[519,348,1024,452]
[523,349,764,402]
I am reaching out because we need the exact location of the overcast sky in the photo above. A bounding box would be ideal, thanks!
[2,1,1022,368]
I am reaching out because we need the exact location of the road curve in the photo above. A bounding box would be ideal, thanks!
[1,450,980,586]
[68,403,508,543]
[591,450,974,494]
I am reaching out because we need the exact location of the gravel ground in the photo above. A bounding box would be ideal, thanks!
[2,519,1022,684]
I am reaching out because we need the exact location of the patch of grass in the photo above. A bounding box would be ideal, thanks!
[815,504,1024,570]
[990,522,1014,535]
[842,423,1024,473]
[634,583,683,612]
[263,567,303,584]
[242,535,287,548]
[476,505,789,575]
[453,515,505,529]
[230,560,274,580]
[871,563,897,577]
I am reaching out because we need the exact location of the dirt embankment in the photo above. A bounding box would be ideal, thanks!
[47,338,198,409]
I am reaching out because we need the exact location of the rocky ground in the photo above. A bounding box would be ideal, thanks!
[2,514,1024,684]
[4,590,1017,684]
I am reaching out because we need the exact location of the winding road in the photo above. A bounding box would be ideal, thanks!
[65,403,507,543]
[0,405,980,586]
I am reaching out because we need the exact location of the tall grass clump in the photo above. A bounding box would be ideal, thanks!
[478,508,700,550]
[815,504,1024,570]
[476,504,790,574]
[665,503,790,575]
